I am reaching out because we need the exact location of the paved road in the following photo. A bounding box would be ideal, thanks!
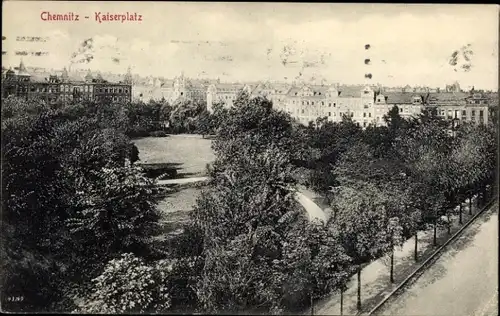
[295,191,328,224]
[157,176,209,185]
[375,204,498,316]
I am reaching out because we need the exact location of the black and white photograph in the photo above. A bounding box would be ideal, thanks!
[1,2,498,315]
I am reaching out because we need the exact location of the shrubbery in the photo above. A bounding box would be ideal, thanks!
[1,93,496,315]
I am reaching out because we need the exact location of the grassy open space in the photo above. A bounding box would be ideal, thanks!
[133,134,215,177]
[152,185,205,240]
[132,135,213,236]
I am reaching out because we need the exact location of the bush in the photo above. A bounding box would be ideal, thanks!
[75,253,174,314]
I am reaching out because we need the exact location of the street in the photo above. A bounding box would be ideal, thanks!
[375,203,498,316]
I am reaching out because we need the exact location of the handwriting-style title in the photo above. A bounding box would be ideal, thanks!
[40,12,143,23]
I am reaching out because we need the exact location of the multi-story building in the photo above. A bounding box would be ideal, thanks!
[1,60,132,104]
[204,79,491,128]
[274,84,378,127]
[373,92,426,125]
[374,90,489,126]
[133,72,220,104]
[206,82,253,112]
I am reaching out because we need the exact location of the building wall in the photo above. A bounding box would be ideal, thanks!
[2,72,131,104]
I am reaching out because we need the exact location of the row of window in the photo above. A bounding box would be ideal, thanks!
[468,100,487,105]
[438,109,485,118]
[13,84,130,94]
[96,87,130,94]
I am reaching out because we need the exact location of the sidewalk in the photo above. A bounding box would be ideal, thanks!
[313,195,489,316]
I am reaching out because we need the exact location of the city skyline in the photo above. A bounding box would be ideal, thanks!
[2,2,498,90]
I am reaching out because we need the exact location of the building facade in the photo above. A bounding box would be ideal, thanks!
[206,82,253,112]
[1,61,132,104]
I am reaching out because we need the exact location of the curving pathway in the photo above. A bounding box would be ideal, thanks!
[156,177,328,224]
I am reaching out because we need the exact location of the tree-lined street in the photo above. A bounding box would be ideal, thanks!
[375,203,498,316]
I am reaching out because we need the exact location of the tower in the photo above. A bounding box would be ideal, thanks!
[124,66,132,85]
[61,67,69,82]
[17,59,31,80]
[85,69,93,82]
[206,84,217,112]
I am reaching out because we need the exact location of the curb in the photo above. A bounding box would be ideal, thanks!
[364,197,497,316]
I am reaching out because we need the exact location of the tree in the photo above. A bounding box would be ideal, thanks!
[1,97,166,311]
[330,182,398,311]
[329,141,411,309]
[191,94,350,314]
[195,109,212,137]
[394,114,453,247]
[305,117,363,202]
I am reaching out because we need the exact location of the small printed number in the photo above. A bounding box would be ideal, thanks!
[7,296,24,302]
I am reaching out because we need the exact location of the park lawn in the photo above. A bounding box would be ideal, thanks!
[133,135,215,176]
[155,185,204,238]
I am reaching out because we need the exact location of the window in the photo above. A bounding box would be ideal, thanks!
[301,109,304,114]
[321,102,324,106]
[312,102,314,105]
[333,103,336,107]
[479,110,484,117]
[363,122,367,127]
[364,104,369,109]
[471,110,476,116]
[84,86,88,92]
[328,112,332,116]
[350,113,354,117]
[369,113,372,117]
[462,110,466,116]
[31,86,35,92]
[363,113,366,117]
[399,107,403,113]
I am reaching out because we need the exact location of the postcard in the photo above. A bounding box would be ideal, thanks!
[1,2,498,315]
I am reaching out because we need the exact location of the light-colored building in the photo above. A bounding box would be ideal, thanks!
[206,82,253,112]
[204,79,491,128]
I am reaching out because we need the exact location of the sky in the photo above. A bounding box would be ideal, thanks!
[2,2,499,90]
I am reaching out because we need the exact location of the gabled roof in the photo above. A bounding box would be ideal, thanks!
[338,85,362,98]
[30,74,50,83]
[384,92,424,104]
[427,92,468,102]
[213,82,246,91]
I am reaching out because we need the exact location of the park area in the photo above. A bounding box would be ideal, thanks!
[133,134,215,177]
[133,135,215,235]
